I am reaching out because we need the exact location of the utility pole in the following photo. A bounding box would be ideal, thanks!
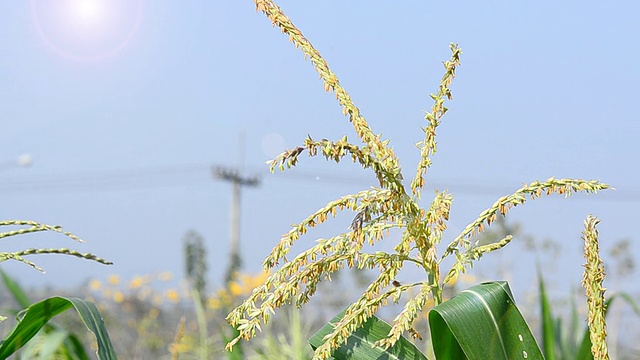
[213,133,260,285]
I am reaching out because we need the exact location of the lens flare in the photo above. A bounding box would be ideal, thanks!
[30,0,143,62]
[71,0,105,25]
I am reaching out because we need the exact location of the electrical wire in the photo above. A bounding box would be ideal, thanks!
[0,163,636,201]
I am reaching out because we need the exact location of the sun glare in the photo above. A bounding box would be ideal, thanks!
[71,0,106,26]
[30,0,143,61]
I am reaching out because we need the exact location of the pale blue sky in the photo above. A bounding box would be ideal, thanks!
[1,1,638,303]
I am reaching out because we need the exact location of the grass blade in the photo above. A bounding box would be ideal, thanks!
[538,269,557,360]
[0,270,32,309]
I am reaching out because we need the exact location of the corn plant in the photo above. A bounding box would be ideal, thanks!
[538,266,640,360]
[226,1,612,359]
[0,220,116,360]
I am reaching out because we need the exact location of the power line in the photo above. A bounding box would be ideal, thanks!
[0,163,213,191]
[0,163,636,202]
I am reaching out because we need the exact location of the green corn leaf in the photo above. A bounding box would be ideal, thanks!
[538,269,557,360]
[61,334,91,360]
[429,281,543,360]
[0,270,90,359]
[566,289,582,357]
[308,308,428,359]
[0,296,117,360]
[576,330,594,360]
[0,270,32,309]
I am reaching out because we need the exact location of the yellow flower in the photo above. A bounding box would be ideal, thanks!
[113,291,124,303]
[228,281,242,297]
[128,275,146,289]
[247,271,270,288]
[107,274,120,286]
[88,279,102,291]
[166,289,180,303]
[208,297,221,310]
[239,274,252,285]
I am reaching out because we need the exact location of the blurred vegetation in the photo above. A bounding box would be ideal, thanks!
[0,218,638,358]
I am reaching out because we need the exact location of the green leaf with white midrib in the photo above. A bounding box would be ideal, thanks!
[429,281,544,360]
[0,270,91,360]
[0,296,117,360]
[68,297,117,360]
[309,308,428,360]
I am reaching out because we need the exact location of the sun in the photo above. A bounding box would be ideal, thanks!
[70,0,106,26]
[30,0,143,62]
